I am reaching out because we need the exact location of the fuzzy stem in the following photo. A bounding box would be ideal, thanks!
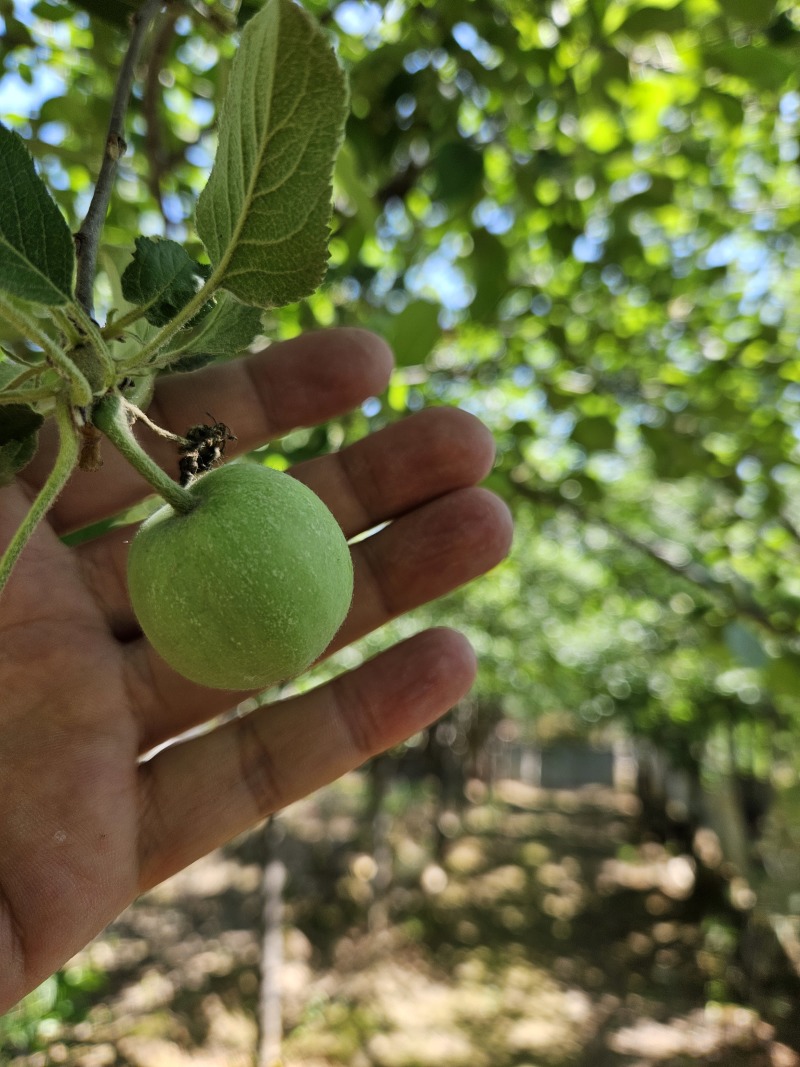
[1,365,43,391]
[0,349,42,368]
[0,295,60,355]
[0,295,93,406]
[0,386,57,405]
[93,393,195,513]
[126,272,220,369]
[0,399,79,600]
[49,306,80,346]
[99,303,152,341]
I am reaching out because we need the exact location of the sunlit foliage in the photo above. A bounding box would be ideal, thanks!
[3,0,800,774]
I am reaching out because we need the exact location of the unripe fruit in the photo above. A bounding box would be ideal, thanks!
[127,463,353,690]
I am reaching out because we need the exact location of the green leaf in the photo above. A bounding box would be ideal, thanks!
[30,2,76,20]
[0,403,44,486]
[121,237,213,327]
[432,141,485,204]
[723,622,769,669]
[0,356,23,388]
[334,142,380,231]
[386,300,441,367]
[571,415,617,452]
[162,293,265,373]
[618,6,686,39]
[722,0,776,29]
[704,43,795,91]
[195,0,349,310]
[470,231,509,323]
[641,425,700,479]
[66,0,142,25]
[0,124,75,306]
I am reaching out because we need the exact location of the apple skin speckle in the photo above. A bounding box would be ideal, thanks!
[127,463,353,690]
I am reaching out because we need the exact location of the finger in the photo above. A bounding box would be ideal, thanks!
[0,481,108,635]
[23,328,393,534]
[337,487,512,653]
[77,405,497,630]
[292,404,497,538]
[126,486,512,751]
[137,628,475,891]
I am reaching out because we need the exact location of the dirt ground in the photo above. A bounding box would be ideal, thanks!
[3,774,800,1067]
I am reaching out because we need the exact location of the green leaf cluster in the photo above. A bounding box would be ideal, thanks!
[6,0,800,775]
[0,0,348,596]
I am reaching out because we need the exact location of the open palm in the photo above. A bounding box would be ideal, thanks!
[0,329,512,1013]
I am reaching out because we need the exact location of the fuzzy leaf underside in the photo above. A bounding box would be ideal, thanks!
[0,123,75,306]
[121,236,213,327]
[162,293,264,372]
[195,0,349,310]
[0,355,23,386]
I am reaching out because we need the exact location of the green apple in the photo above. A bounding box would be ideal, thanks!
[127,462,353,690]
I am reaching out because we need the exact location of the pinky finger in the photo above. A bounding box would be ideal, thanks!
[136,627,476,892]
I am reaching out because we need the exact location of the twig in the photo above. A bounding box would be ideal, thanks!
[142,4,182,228]
[74,0,168,317]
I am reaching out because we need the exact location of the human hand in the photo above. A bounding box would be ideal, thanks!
[0,329,512,1012]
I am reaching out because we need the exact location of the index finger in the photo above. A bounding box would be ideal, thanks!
[22,328,394,535]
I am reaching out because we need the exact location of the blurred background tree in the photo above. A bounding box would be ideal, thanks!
[5,0,800,863]
[5,0,800,1060]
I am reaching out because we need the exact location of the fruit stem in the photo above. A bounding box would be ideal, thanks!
[0,397,80,599]
[92,393,196,514]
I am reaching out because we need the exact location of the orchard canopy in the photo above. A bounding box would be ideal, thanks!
[2,0,800,772]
